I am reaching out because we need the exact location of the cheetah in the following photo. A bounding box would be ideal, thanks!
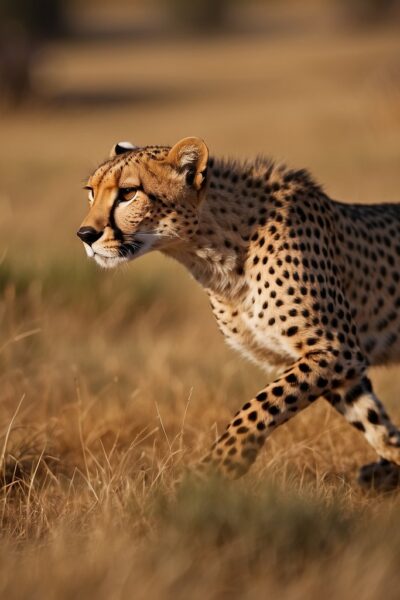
[77,136,400,489]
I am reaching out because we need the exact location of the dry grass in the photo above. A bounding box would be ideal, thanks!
[1,2,400,597]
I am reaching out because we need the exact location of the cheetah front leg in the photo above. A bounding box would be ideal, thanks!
[197,349,364,480]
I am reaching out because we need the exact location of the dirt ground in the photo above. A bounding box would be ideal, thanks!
[1,1,400,598]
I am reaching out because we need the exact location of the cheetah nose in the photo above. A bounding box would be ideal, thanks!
[77,226,102,246]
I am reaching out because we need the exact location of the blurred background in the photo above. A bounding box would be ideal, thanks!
[1,2,400,597]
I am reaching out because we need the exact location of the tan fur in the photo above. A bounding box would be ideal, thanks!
[78,137,400,487]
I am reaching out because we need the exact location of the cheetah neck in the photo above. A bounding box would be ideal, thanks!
[163,203,247,297]
[162,157,278,297]
[162,156,322,298]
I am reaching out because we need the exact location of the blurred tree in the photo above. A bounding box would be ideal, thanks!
[0,0,67,105]
[342,0,400,25]
[164,0,231,32]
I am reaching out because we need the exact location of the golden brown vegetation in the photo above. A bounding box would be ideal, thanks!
[1,2,400,598]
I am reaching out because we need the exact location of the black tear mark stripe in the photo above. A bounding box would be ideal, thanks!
[109,201,124,241]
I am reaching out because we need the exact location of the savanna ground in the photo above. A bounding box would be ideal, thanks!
[1,1,400,598]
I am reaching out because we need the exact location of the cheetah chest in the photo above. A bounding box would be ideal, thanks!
[210,296,297,373]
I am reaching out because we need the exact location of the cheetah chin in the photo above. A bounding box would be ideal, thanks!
[91,235,157,268]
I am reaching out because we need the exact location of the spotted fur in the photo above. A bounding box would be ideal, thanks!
[78,137,400,488]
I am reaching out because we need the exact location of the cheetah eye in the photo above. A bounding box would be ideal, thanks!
[118,187,140,205]
[84,186,94,205]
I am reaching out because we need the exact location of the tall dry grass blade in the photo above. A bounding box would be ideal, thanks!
[25,446,46,524]
[75,381,100,503]
[155,402,173,453]
[0,394,25,476]
[178,387,193,457]
[0,328,41,354]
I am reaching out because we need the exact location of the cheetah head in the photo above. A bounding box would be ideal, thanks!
[77,137,209,268]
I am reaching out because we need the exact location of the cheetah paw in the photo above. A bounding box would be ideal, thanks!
[358,459,400,492]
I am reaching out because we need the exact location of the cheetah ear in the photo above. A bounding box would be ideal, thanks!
[109,141,137,158]
[167,137,209,191]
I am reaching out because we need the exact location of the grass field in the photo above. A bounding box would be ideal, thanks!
[1,2,400,597]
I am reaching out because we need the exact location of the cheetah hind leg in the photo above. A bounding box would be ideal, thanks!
[324,379,400,491]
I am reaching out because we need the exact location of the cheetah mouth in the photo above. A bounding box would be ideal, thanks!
[91,242,144,269]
